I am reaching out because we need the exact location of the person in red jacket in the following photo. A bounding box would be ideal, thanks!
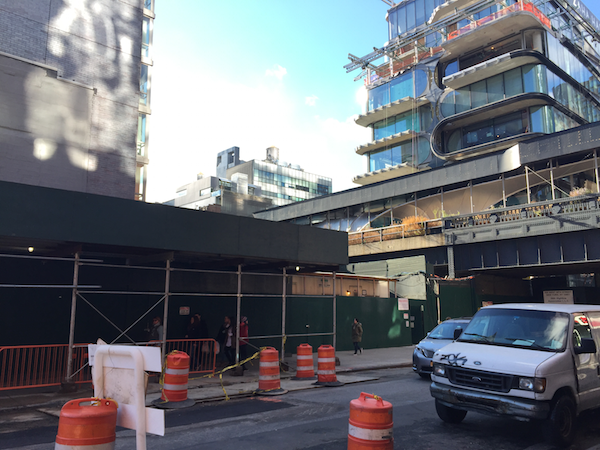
[239,316,249,369]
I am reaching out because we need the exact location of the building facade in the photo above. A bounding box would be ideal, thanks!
[258,0,600,231]
[255,0,600,339]
[0,0,153,200]
[165,173,273,217]
[170,146,333,212]
[227,146,333,207]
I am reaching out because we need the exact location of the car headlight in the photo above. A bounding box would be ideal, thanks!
[433,363,446,377]
[518,377,546,393]
[417,346,427,357]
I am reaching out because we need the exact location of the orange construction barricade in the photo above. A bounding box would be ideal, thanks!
[314,344,343,387]
[54,398,117,450]
[255,347,287,396]
[348,392,393,449]
[152,350,195,409]
[293,344,316,380]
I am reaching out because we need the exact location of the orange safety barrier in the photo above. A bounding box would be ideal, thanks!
[293,344,316,380]
[348,392,393,450]
[55,398,118,449]
[315,345,343,387]
[1,339,217,392]
[152,350,194,409]
[0,343,90,391]
[256,347,286,395]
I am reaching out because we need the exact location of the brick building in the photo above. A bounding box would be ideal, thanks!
[0,0,154,200]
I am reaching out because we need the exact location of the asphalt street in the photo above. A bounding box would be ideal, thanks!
[3,367,600,450]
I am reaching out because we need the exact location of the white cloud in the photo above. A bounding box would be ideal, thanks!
[265,64,287,80]
[305,95,318,106]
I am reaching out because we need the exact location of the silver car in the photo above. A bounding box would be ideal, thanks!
[413,318,470,379]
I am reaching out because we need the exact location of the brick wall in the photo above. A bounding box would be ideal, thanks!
[0,0,143,199]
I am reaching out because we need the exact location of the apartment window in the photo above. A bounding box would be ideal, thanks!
[142,17,151,58]
[140,64,149,104]
[144,0,153,11]
[136,114,147,156]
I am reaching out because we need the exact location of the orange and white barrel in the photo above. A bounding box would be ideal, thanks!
[316,344,338,384]
[55,398,118,450]
[258,347,281,391]
[348,392,393,449]
[294,344,316,380]
[162,351,190,402]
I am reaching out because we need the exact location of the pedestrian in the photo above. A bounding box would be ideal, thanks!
[149,316,164,341]
[239,316,249,369]
[185,315,200,370]
[352,318,363,355]
[216,316,235,366]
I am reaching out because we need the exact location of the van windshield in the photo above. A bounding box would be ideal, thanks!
[457,309,569,352]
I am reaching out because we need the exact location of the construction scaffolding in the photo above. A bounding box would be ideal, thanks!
[346,0,599,87]
[0,252,398,388]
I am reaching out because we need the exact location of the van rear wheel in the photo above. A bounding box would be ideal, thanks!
[542,395,576,448]
[435,399,467,424]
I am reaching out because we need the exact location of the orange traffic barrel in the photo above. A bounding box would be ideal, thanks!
[54,398,117,449]
[293,344,316,380]
[152,351,195,409]
[314,344,343,387]
[348,392,393,449]
[256,347,287,396]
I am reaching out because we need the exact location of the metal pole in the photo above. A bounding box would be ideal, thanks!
[502,174,507,208]
[332,272,337,350]
[65,252,80,382]
[281,267,287,361]
[526,166,531,204]
[236,264,242,364]
[162,259,171,358]
[551,159,556,200]
[595,150,599,194]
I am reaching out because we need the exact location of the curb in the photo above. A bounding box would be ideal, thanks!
[0,362,412,412]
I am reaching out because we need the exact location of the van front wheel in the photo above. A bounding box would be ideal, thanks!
[543,395,576,447]
[435,399,467,424]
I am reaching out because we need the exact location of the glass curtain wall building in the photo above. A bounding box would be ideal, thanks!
[136,0,155,201]
[256,0,600,234]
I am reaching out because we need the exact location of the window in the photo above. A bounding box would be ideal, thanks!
[142,17,151,58]
[140,64,149,104]
[228,152,235,164]
[136,114,146,156]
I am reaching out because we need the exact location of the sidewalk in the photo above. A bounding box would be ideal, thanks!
[0,345,415,413]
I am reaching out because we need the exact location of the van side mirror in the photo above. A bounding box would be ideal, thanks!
[575,338,597,354]
[453,328,463,340]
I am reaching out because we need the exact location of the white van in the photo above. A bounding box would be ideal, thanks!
[430,303,600,447]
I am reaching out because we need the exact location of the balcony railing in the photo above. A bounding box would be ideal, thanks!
[445,195,599,229]
[447,1,551,41]
[348,194,600,246]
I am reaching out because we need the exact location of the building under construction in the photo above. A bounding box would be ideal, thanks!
[256,0,600,341]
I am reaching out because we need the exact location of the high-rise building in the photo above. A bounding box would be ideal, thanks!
[166,146,333,213]
[225,146,333,207]
[255,0,600,310]
[258,0,600,229]
[0,0,153,200]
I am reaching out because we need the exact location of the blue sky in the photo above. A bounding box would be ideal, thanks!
[146,0,600,203]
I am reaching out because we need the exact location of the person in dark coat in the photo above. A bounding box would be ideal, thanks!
[216,316,235,366]
[352,318,363,355]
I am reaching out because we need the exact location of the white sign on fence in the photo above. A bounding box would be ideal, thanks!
[543,290,574,304]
